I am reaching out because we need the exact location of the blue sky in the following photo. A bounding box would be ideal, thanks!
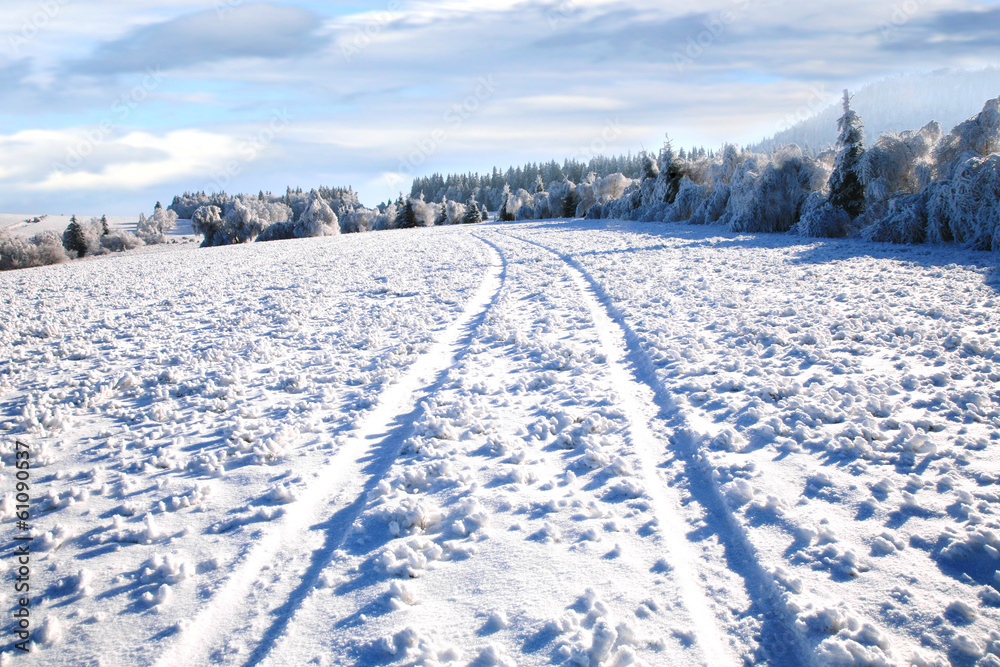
[1,0,999,215]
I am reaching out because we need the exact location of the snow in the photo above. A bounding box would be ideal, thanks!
[0,219,998,665]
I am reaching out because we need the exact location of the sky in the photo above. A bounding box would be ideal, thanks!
[1,0,999,215]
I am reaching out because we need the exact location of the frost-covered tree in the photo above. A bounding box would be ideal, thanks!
[444,199,467,225]
[137,206,178,244]
[932,95,1000,175]
[639,152,659,181]
[342,209,375,234]
[192,205,224,246]
[63,216,88,257]
[294,189,340,237]
[828,90,866,219]
[728,147,825,233]
[100,215,110,236]
[860,121,940,222]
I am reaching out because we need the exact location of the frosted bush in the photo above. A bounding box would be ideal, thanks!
[728,147,823,233]
[796,192,852,238]
[864,193,927,245]
[137,207,178,244]
[0,230,70,271]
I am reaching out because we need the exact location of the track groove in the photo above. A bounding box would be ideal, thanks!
[496,228,811,666]
[154,239,506,667]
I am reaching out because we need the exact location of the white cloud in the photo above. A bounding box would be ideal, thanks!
[0,128,242,192]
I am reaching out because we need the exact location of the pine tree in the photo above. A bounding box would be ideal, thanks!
[100,215,109,236]
[561,187,580,218]
[658,137,685,205]
[462,197,483,224]
[395,197,420,228]
[434,205,449,226]
[63,215,88,257]
[828,89,866,219]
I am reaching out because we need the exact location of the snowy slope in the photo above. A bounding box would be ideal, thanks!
[751,68,1000,154]
[0,214,196,239]
[0,220,998,666]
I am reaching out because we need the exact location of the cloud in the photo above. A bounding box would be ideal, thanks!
[881,6,1000,53]
[0,128,242,192]
[69,3,326,75]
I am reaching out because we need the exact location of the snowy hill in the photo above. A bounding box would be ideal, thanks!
[751,68,1000,153]
[1,220,998,665]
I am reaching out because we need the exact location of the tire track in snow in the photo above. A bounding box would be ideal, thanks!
[154,237,506,667]
[496,228,810,666]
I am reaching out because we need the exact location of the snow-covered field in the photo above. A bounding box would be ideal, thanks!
[1,219,998,666]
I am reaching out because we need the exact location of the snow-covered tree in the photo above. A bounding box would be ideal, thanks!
[342,209,375,234]
[100,215,110,236]
[394,196,420,229]
[828,90,866,219]
[63,216,88,257]
[294,190,339,237]
[860,121,940,221]
[499,184,516,222]
[137,206,178,244]
[461,197,483,224]
[192,205,224,246]
[434,204,449,226]
[444,199,467,225]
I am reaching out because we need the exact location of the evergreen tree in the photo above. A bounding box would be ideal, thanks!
[395,197,420,228]
[462,197,483,224]
[658,138,685,205]
[100,215,109,236]
[828,89,866,219]
[561,187,580,218]
[63,215,88,257]
[434,205,449,226]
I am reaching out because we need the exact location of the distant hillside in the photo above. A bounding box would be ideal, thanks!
[751,68,1000,154]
